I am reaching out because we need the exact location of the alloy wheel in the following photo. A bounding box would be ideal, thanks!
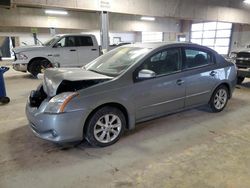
[93,114,122,144]
[214,88,228,110]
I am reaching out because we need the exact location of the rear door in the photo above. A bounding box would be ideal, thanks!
[75,36,99,66]
[182,47,219,107]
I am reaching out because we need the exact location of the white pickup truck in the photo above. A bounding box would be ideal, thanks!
[12,34,100,76]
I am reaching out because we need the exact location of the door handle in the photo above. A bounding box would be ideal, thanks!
[176,79,184,85]
[91,49,97,51]
[70,49,76,51]
[210,71,217,77]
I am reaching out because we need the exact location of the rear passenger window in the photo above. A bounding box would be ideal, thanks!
[76,36,93,46]
[184,49,213,69]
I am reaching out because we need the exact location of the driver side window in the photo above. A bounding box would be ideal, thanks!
[141,48,181,76]
[56,37,66,47]
[55,36,76,47]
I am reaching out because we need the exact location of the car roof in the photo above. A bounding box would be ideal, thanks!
[126,42,202,49]
[55,34,95,37]
[124,42,217,54]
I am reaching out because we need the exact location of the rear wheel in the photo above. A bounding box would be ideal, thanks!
[209,85,229,112]
[29,59,52,77]
[85,106,126,147]
[237,76,245,85]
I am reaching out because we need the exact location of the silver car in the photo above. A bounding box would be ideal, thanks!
[26,42,237,147]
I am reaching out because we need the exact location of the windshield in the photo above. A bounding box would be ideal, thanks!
[43,36,60,46]
[85,47,150,76]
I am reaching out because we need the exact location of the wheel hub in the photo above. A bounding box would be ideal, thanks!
[94,114,122,143]
[214,89,227,110]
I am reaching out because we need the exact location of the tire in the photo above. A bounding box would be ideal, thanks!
[0,97,10,104]
[85,106,126,147]
[237,76,245,85]
[209,85,229,113]
[29,59,52,77]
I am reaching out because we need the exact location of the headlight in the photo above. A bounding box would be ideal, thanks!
[44,92,78,114]
[17,52,28,60]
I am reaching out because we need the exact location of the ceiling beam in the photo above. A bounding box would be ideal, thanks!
[11,0,250,24]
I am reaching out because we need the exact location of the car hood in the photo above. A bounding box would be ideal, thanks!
[13,45,45,53]
[231,48,250,53]
[43,68,113,97]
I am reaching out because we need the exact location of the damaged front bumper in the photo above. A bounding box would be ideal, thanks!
[26,102,87,143]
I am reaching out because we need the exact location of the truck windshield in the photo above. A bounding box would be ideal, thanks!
[85,47,150,76]
[43,36,60,46]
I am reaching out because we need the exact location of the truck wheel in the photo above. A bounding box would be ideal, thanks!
[29,59,52,77]
[237,76,245,85]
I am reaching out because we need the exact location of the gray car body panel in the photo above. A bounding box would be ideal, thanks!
[26,42,237,143]
[43,68,113,97]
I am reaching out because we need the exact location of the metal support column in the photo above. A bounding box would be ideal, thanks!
[100,11,109,53]
[32,33,38,45]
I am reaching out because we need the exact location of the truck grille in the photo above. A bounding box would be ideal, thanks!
[237,52,250,58]
[236,52,250,68]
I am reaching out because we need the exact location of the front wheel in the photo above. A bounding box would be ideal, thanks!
[209,85,229,113]
[85,106,126,147]
[29,59,52,77]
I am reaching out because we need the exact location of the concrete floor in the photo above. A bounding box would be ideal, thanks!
[1,70,250,188]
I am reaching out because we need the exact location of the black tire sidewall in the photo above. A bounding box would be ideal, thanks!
[237,76,245,85]
[40,59,52,72]
[29,62,39,77]
[209,85,229,113]
[0,97,10,104]
[85,106,126,147]
[29,59,51,77]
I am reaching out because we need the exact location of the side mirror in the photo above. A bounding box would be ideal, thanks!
[138,69,156,79]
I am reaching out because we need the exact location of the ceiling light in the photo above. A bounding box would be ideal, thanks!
[243,0,250,4]
[141,16,155,21]
[45,10,68,15]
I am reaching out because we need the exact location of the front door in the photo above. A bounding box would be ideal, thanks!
[53,36,78,67]
[134,48,186,121]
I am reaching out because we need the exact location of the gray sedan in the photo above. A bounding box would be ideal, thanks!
[26,42,237,147]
